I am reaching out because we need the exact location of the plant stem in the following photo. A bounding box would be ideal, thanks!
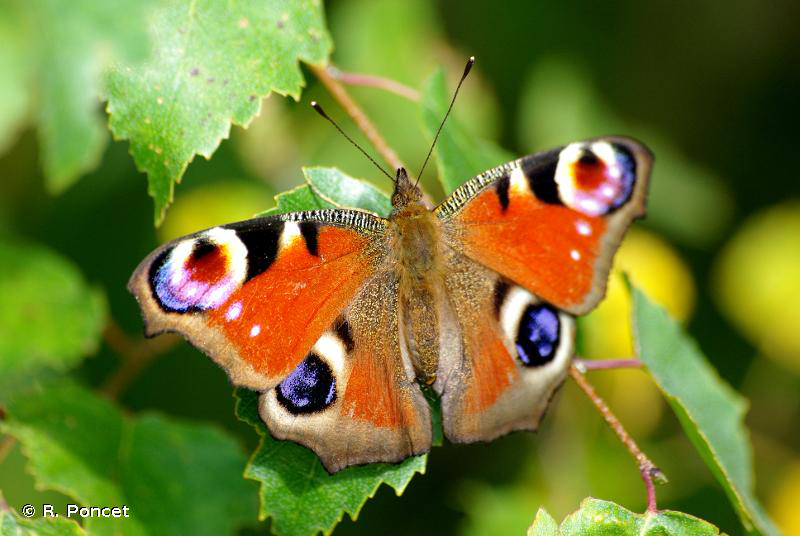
[310,64,407,173]
[572,358,643,371]
[569,363,665,512]
[326,65,420,101]
[101,318,179,399]
[0,436,15,465]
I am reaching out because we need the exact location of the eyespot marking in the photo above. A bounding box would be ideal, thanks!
[149,227,246,313]
[555,141,636,216]
[515,304,560,367]
[276,353,337,415]
[191,239,216,261]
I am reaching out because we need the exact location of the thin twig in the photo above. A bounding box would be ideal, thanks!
[0,436,15,464]
[569,363,666,512]
[573,358,643,372]
[101,319,179,399]
[310,64,407,173]
[326,65,420,101]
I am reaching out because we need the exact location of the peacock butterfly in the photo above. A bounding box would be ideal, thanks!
[128,61,652,472]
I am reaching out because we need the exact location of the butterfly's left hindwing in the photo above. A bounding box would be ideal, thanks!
[128,210,388,391]
[435,253,575,443]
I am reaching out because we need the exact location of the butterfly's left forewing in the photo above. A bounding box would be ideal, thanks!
[437,137,652,315]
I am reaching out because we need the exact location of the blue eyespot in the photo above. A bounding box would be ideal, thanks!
[515,304,560,367]
[609,144,636,211]
[276,353,336,414]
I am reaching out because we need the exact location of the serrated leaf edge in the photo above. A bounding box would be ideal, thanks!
[631,289,771,535]
[104,52,329,225]
[233,373,426,534]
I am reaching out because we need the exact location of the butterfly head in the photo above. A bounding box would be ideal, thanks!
[390,168,425,211]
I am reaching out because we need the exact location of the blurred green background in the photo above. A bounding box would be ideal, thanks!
[1,0,799,534]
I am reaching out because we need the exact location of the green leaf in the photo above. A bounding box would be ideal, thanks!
[2,383,256,536]
[528,498,721,535]
[256,184,334,218]
[0,239,106,402]
[632,287,779,535]
[15,0,155,192]
[304,167,393,217]
[235,389,426,536]
[527,509,559,536]
[420,69,512,194]
[257,166,392,218]
[104,0,332,224]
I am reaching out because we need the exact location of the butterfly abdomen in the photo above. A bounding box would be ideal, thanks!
[389,200,450,383]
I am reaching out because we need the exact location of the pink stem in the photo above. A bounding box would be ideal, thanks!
[573,358,643,371]
[569,364,665,513]
[326,66,420,101]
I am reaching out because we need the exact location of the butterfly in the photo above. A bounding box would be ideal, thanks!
[129,136,652,473]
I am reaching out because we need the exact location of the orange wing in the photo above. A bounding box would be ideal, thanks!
[437,137,652,315]
[131,209,433,472]
[128,209,387,390]
[259,271,432,472]
[435,253,575,443]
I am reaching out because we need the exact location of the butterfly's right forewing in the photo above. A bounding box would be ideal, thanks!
[128,209,388,390]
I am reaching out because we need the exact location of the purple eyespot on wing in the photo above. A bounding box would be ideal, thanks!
[149,227,247,313]
[276,353,337,414]
[515,304,560,367]
[554,141,636,216]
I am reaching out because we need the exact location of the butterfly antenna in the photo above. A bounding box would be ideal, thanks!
[310,101,395,182]
[416,56,475,186]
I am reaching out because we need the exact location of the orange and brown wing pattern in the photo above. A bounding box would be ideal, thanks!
[259,271,432,472]
[437,137,652,315]
[435,254,575,443]
[128,209,388,391]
